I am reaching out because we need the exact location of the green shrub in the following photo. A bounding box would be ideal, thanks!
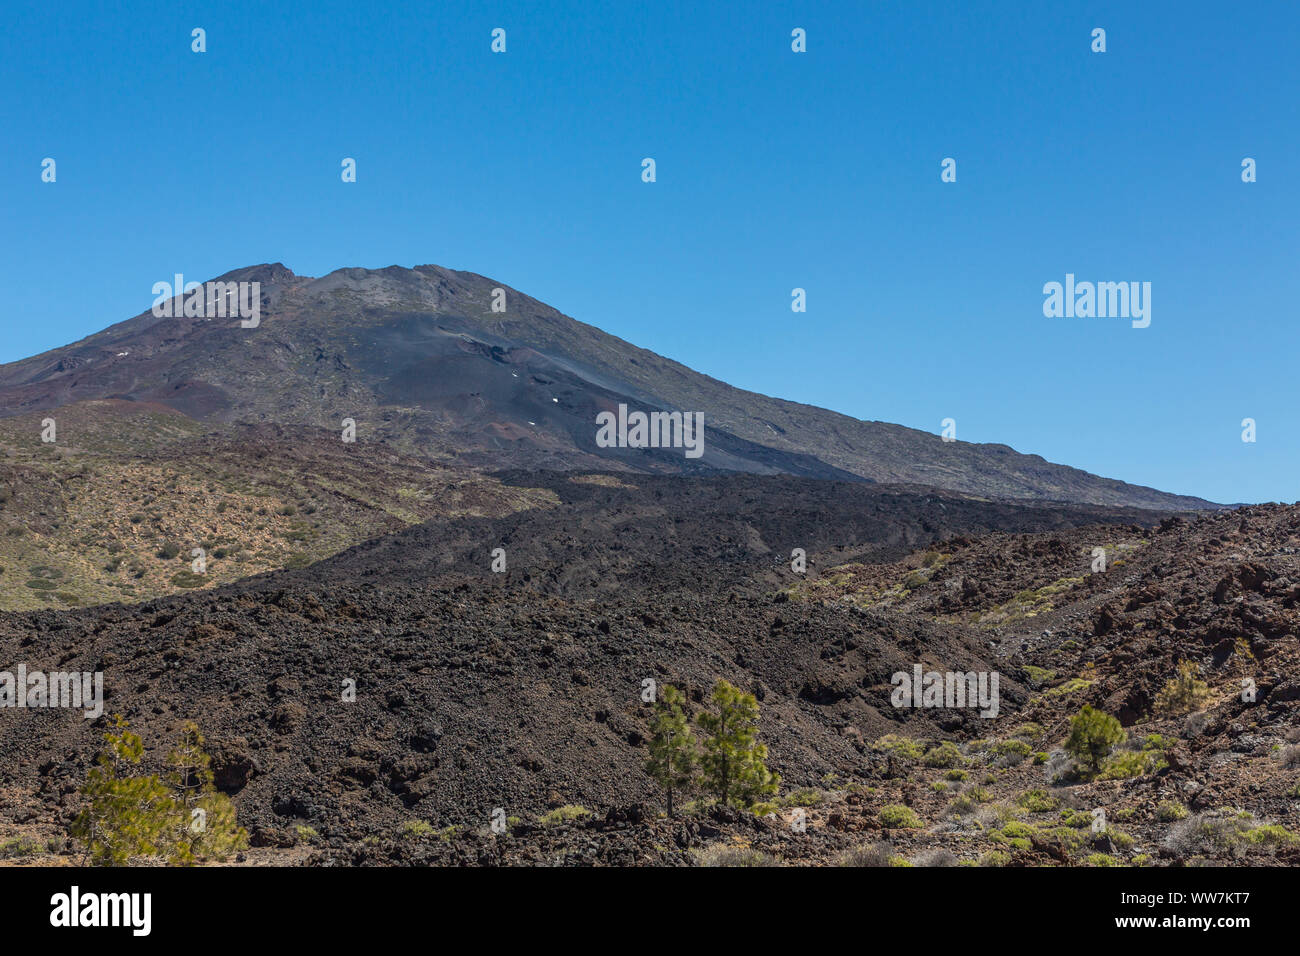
[923,741,964,768]
[1015,788,1059,813]
[990,820,1036,850]
[991,739,1032,763]
[948,785,992,817]
[1100,749,1165,780]
[1023,666,1056,687]
[879,805,922,829]
[1010,722,1046,742]
[1000,820,1038,839]
[1060,808,1094,829]
[947,793,979,816]
[871,734,925,761]
[1049,826,1087,852]
[1047,677,1096,696]
[539,805,590,826]
[1245,824,1297,846]
[0,836,44,859]
[781,788,822,807]
[1085,853,1120,867]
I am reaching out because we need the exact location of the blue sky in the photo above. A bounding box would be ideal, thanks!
[2,0,1296,504]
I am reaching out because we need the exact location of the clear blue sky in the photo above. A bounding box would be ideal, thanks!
[2,0,1296,504]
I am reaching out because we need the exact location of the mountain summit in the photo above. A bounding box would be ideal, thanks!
[0,262,1213,510]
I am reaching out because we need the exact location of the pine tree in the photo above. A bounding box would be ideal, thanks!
[164,722,248,864]
[1064,704,1124,776]
[696,679,779,808]
[71,714,178,865]
[645,684,696,816]
[71,716,248,865]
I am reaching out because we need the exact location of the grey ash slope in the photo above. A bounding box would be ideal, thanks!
[0,262,1214,509]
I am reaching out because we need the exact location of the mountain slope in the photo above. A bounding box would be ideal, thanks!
[0,400,557,611]
[0,262,1215,509]
[0,478,1293,866]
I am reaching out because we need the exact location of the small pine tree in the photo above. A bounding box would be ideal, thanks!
[1155,660,1210,715]
[71,715,178,865]
[645,685,696,816]
[1064,705,1124,775]
[72,716,248,866]
[696,679,779,808]
[164,722,248,864]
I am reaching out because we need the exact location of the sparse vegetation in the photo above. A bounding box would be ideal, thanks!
[837,843,900,867]
[1155,660,1211,715]
[539,805,590,826]
[695,843,778,867]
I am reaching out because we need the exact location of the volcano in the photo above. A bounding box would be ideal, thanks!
[0,262,1214,510]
